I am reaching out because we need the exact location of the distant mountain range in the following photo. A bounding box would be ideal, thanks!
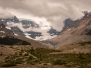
[0,21,46,48]
[0,16,60,40]
[1,11,91,49]
[0,11,91,52]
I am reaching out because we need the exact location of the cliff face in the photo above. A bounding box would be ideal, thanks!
[0,22,14,37]
[49,12,91,48]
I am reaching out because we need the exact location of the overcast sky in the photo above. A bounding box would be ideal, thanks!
[0,0,91,31]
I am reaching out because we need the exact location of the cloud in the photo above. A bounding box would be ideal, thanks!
[0,0,91,31]
[6,21,51,32]
[6,21,53,40]
[0,7,14,18]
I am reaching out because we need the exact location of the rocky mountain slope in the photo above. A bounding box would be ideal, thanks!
[0,22,14,37]
[0,22,46,48]
[57,41,91,53]
[0,16,60,40]
[48,12,91,48]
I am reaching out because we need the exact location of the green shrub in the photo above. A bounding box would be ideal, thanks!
[52,59,66,65]
[1,62,16,67]
[0,36,31,45]
[28,56,34,60]
[24,53,29,56]
[78,53,85,59]
[27,60,39,65]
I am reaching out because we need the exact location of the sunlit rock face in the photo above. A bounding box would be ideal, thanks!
[0,16,61,40]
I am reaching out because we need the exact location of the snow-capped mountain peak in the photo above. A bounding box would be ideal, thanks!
[0,16,61,41]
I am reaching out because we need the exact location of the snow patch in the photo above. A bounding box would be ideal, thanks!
[25,35,33,39]
[34,34,57,41]
[6,26,11,30]
[0,31,5,33]
[1,19,4,21]
[24,32,31,36]
[68,29,71,31]
[24,32,32,39]
[14,33,18,36]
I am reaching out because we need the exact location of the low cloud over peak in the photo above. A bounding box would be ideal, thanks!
[0,0,91,31]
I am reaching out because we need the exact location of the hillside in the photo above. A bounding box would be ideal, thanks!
[48,12,91,48]
[0,22,46,48]
[56,42,91,53]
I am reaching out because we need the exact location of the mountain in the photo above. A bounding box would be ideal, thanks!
[0,22,31,45]
[48,11,91,48]
[0,22,14,37]
[48,28,61,36]
[0,16,60,40]
[0,21,46,48]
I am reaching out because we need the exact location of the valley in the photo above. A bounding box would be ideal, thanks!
[0,0,91,67]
